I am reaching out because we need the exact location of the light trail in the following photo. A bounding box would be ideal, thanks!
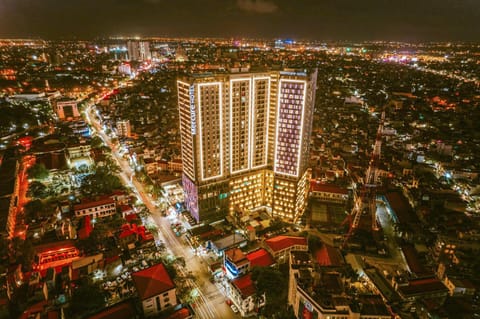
[85,101,224,319]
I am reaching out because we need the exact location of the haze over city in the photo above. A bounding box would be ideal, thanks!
[1,0,480,40]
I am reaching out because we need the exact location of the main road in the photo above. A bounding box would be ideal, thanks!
[84,103,235,319]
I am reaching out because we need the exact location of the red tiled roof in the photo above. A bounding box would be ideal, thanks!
[165,307,192,319]
[265,236,307,252]
[119,228,136,239]
[401,245,428,276]
[225,248,248,264]
[47,311,60,319]
[132,263,175,300]
[246,249,275,268]
[310,181,348,194]
[232,273,256,298]
[398,277,448,296]
[78,215,93,239]
[110,190,127,196]
[119,205,134,212]
[125,213,138,222]
[315,245,344,267]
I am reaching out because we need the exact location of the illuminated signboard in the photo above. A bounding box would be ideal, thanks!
[304,300,313,312]
[279,71,307,77]
[298,297,318,319]
[189,85,196,135]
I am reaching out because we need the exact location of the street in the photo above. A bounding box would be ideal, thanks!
[362,201,407,272]
[85,103,236,319]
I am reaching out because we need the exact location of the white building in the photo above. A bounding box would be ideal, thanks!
[73,198,116,219]
[227,273,265,317]
[132,263,177,317]
[116,119,131,138]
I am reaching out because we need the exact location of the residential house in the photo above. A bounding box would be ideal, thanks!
[132,263,177,317]
[228,273,265,317]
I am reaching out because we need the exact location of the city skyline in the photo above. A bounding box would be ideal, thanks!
[1,8,480,317]
[0,0,479,41]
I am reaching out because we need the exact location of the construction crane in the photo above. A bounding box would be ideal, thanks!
[343,108,385,246]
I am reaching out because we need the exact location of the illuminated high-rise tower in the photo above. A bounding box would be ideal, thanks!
[177,70,317,223]
[127,40,151,61]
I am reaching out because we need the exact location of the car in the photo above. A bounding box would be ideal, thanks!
[230,304,239,313]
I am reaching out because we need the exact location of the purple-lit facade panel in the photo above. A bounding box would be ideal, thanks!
[182,173,199,222]
[274,80,306,177]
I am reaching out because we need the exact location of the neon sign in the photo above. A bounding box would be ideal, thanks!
[189,85,196,135]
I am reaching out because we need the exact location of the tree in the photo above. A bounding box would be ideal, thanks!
[268,218,285,232]
[80,166,123,197]
[11,238,35,271]
[251,266,289,316]
[27,181,49,199]
[75,222,110,254]
[69,278,105,318]
[27,163,49,180]
[108,213,126,230]
[0,236,9,267]
[90,135,104,149]
[23,199,50,222]
[307,234,323,254]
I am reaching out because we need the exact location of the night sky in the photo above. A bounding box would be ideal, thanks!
[0,0,479,41]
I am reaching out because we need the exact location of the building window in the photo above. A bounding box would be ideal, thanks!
[155,296,161,310]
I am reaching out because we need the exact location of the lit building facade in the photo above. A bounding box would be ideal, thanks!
[56,100,80,120]
[177,70,317,222]
[116,119,131,138]
[127,40,151,61]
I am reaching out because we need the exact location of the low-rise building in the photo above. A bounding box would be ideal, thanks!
[132,263,177,317]
[264,235,308,263]
[246,248,275,268]
[66,143,93,169]
[56,100,80,120]
[33,241,80,273]
[70,253,104,280]
[228,273,265,317]
[443,277,476,296]
[211,233,247,255]
[116,119,131,138]
[396,277,449,303]
[224,248,249,279]
[73,197,116,219]
[168,159,182,172]
[310,181,349,204]
[288,251,391,319]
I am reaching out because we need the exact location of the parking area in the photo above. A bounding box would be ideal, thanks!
[92,245,166,305]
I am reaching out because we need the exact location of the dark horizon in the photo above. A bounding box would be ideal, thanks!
[1,0,479,42]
